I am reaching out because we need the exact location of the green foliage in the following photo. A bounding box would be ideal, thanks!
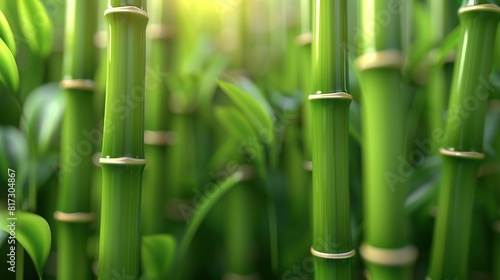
[0,39,18,93]
[0,210,51,279]
[17,0,53,57]
[141,234,177,280]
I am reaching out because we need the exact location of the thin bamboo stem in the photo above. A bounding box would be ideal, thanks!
[98,1,148,279]
[56,1,97,279]
[310,0,354,278]
[429,3,500,279]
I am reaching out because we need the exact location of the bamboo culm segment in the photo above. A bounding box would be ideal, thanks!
[98,3,148,280]
[56,0,97,279]
[429,4,500,279]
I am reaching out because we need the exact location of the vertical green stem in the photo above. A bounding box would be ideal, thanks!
[310,0,354,278]
[56,0,97,279]
[356,0,417,278]
[98,1,148,279]
[429,2,500,279]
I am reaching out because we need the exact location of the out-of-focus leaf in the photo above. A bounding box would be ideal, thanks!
[0,10,16,56]
[18,0,53,57]
[0,126,29,193]
[141,234,176,280]
[0,39,19,93]
[214,106,264,171]
[21,83,64,156]
[0,210,51,279]
[219,81,274,145]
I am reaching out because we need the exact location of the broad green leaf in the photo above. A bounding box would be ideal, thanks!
[0,210,51,279]
[0,39,19,93]
[18,0,53,57]
[141,234,176,280]
[432,27,460,67]
[218,81,274,145]
[21,83,64,156]
[0,10,16,56]
[215,106,264,171]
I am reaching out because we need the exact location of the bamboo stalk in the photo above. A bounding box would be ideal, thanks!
[55,0,97,279]
[98,1,148,279]
[141,0,176,235]
[310,0,354,278]
[356,0,417,278]
[429,2,500,279]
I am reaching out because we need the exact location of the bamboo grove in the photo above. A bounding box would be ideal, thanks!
[0,0,499,279]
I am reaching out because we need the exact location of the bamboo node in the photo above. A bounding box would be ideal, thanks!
[459,4,500,15]
[355,50,404,71]
[53,211,95,223]
[147,24,175,40]
[93,31,107,49]
[360,244,418,266]
[144,130,176,146]
[59,79,95,91]
[308,92,352,100]
[303,161,312,171]
[439,148,485,160]
[295,32,312,46]
[310,247,356,259]
[99,157,147,165]
[494,220,500,233]
[104,6,149,19]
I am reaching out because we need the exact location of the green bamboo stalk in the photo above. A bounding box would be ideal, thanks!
[310,0,354,278]
[141,0,175,235]
[55,0,97,279]
[356,0,417,278]
[98,1,148,279]
[429,2,500,279]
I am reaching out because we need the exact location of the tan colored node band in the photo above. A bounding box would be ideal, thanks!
[303,161,312,171]
[60,79,95,91]
[309,92,352,100]
[355,50,404,70]
[360,244,418,266]
[147,24,175,40]
[459,4,500,15]
[54,211,95,223]
[310,247,356,259]
[295,32,312,46]
[99,157,147,165]
[439,148,485,160]
[144,130,174,146]
[104,6,149,19]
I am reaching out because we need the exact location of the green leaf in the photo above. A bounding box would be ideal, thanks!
[218,81,274,145]
[17,0,53,57]
[179,171,244,262]
[141,234,177,280]
[0,10,16,56]
[21,83,65,156]
[0,126,29,199]
[0,39,19,93]
[0,210,51,279]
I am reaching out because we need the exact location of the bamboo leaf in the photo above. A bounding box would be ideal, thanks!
[141,234,176,280]
[0,10,16,56]
[179,171,244,262]
[218,81,274,145]
[17,0,53,57]
[0,210,51,279]
[0,39,19,93]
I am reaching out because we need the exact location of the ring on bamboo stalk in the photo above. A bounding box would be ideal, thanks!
[99,157,147,165]
[295,32,312,46]
[93,31,106,49]
[303,161,312,171]
[439,148,485,160]
[104,6,149,19]
[53,211,96,223]
[360,244,418,266]
[147,24,175,40]
[310,247,356,259]
[458,4,500,15]
[144,130,176,146]
[223,272,260,280]
[355,50,404,71]
[59,79,95,91]
[308,92,352,100]
[494,220,500,233]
